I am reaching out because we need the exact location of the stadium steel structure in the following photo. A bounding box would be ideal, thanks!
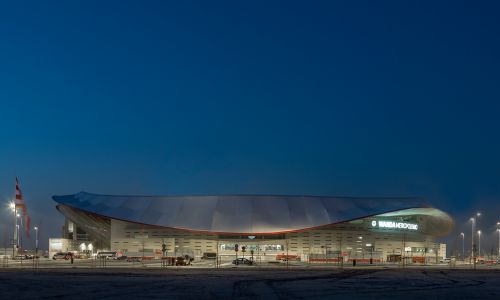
[53,192,453,262]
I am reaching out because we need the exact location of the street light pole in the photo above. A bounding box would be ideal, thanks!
[34,226,39,257]
[497,222,500,258]
[16,224,19,252]
[477,230,481,258]
[33,226,39,268]
[470,217,475,266]
[19,213,23,252]
[460,233,464,261]
[497,228,500,259]
[10,203,16,258]
[470,212,480,268]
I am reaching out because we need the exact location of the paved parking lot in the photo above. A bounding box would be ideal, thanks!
[3,257,499,270]
[0,267,499,299]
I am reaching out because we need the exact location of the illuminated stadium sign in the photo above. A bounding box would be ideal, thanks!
[371,220,418,230]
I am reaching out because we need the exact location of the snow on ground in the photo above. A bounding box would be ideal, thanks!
[0,268,498,299]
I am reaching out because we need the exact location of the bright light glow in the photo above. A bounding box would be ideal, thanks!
[375,220,418,230]
[87,243,93,251]
[476,212,481,217]
[50,241,62,250]
[79,243,86,251]
[477,230,481,235]
[9,202,15,210]
[460,232,464,237]
[16,213,20,217]
[34,226,38,230]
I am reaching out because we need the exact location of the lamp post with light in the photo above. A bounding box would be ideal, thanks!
[470,212,480,268]
[477,230,481,258]
[9,202,16,258]
[460,232,465,261]
[16,224,19,254]
[497,222,500,258]
[16,212,22,253]
[497,228,500,259]
[33,226,39,268]
[34,226,39,257]
[497,222,500,259]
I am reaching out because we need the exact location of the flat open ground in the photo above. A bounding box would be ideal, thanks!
[0,268,499,299]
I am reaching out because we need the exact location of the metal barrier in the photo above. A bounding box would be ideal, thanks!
[2,256,8,268]
[98,256,107,268]
[32,257,39,269]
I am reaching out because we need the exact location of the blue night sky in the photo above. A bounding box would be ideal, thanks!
[0,1,499,252]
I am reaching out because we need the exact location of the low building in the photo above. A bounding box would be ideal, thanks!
[48,238,75,258]
[53,192,452,263]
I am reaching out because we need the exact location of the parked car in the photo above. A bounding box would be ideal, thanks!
[439,258,452,264]
[201,252,217,260]
[76,253,90,259]
[52,252,72,260]
[97,251,118,259]
[232,258,254,265]
[116,255,128,261]
[276,254,300,262]
[127,256,142,262]
[175,255,194,266]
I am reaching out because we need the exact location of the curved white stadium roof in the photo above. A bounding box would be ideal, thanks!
[53,192,452,235]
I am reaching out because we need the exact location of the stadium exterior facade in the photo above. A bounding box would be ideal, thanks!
[52,192,453,263]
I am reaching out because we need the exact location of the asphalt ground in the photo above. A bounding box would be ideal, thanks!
[0,265,499,299]
[3,257,499,270]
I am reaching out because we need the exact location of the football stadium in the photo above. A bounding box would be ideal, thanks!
[51,192,453,264]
